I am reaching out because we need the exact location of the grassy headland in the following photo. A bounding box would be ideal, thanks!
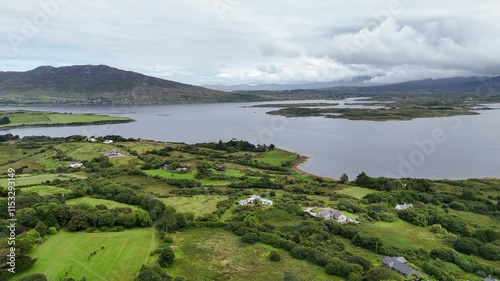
[0,110,132,129]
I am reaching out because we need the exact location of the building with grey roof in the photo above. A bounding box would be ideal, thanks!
[382,256,417,278]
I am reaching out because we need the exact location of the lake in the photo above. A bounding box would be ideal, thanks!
[1,99,499,180]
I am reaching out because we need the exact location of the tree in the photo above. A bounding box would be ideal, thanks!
[241,233,259,244]
[158,248,175,268]
[34,221,49,236]
[269,250,281,261]
[0,117,10,125]
[136,269,162,281]
[453,237,483,255]
[479,243,500,261]
[326,259,351,277]
[48,227,58,235]
[340,173,349,184]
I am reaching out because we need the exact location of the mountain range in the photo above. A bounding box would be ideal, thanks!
[0,65,498,105]
[203,76,383,91]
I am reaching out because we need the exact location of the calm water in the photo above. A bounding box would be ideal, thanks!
[1,99,499,180]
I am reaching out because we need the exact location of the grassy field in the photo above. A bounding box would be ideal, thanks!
[111,175,176,195]
[13,228,156,281]
[145,169,233,186]
[255,207,304,226]
[169,228,339,281]
[56,143,132,161]
[363,220,447,251]
[335,186,375,199]
[66,197,139,210]
[0,110,131,129]
[20,185,71,196]
[0,173,85,187]
[254,149,298,166]
[160,195,228,217]
[448,209,500,230]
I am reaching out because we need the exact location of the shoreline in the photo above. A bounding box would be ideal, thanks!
[290,154,337,181]
[0,119,134,130]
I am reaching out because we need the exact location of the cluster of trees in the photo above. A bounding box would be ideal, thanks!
[206,140,273,152]
[397,206,467,234]
[139,154,171,170]
[147,146,174,156]
[224,205,394,279]
[135,265,173,281]
[14,201,152,232]
[234,158,290,172]
[194,162,233,181]
[0,116,10,125]
[355,172,433,192]
[453,236,500,260]
[431,248,500,277]
[0,133,19,142]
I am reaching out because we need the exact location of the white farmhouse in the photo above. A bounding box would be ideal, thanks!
[395,203,413,210]
[69,162,84,168]
[238,194,273,206]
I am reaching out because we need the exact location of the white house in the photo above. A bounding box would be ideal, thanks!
[69,162,84,168]
[395,203,413,210]
[239,195,273,206]
[103,140,114,144]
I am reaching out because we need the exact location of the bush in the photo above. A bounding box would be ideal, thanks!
[325,259,351,277]
[158,248,175,268]
[241,233,259,244]
[430,248,457,262]
[430,224,447,234]
[449,201,467,211]
[48,227,58,235]
[453,237,483,255]
[351,232,383,252]
[269,250,281,262]
[479,243,500,261]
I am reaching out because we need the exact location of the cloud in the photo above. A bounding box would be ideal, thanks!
[0,0,499,85]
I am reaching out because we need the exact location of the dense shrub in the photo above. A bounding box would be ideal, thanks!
[479,243,500,261]
[269,250,281,261]
[453,237,483,255]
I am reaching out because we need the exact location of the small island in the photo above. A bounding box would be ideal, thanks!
[0,110,133,129]
[265,106,479,121]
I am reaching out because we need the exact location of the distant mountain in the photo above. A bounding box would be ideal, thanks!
[0,65,265,105]
[204,76,383,91]
[372,76,500,93]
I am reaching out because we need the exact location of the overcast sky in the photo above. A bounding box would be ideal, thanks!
[1,0,499,85]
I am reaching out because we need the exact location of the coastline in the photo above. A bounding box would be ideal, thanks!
[0,119,134,130]
[290,154,337,181]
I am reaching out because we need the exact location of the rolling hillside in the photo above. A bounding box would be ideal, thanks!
[0,65,266,105]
